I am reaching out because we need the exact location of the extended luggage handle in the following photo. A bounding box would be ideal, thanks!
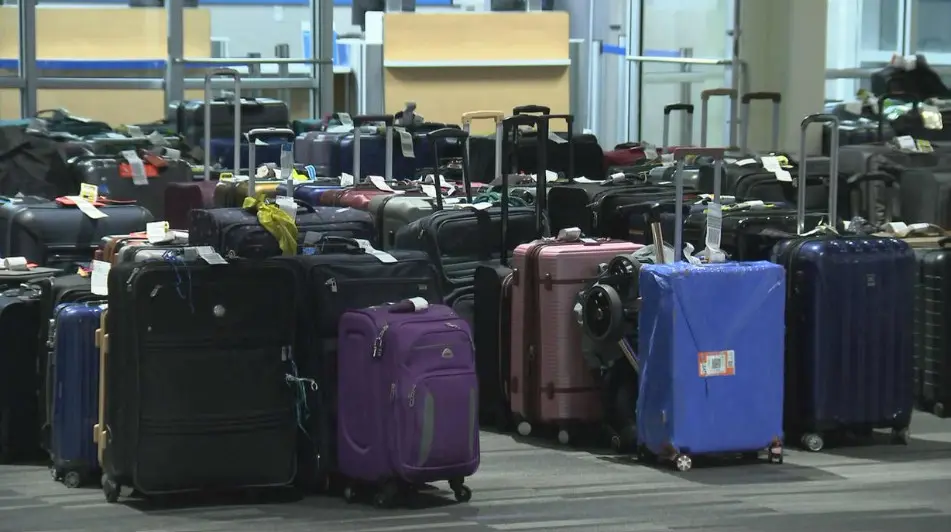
[662,103,694,150]
[428,128,471,212]
[846,171,897,224]
[203,68,241,182]
[672,147,726,262]
[513,105,551,115]
[876,91,919,142]
[246,127,296,197]
[798,114,841,234]
[352,114,395,184]
[700,88,738,148]
[497,115,548,267]
[461,110,504,192]
[739,92,782,154]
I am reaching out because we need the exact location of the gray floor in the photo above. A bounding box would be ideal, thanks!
[2,414,951,532]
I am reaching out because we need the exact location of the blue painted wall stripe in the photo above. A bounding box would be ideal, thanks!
[36,0,453,5]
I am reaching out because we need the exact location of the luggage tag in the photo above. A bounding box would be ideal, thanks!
[304,165,317,181]
[396,128,415,158]
[146,130,167,146]
[65,184,109,220]
[547,130,568,144]
[704,202,724,260]
[759,156,792,182]
[340,172,355,187]
[1,257,28,271]
[574,177,604,184]
[126,125,145,138]
[735,158,757,167]
[146,221,174,244]
[895,135,919,152]
[354,239,397,263]
[195,246,228,265]
[368,175,395,192]
[91,260,110,296]
[337,112,354,126]
[120,150,149,186]
[276,196,297,221]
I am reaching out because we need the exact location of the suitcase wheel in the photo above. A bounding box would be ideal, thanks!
[450,479,471,503]
[557,429,571,446]
[101,474,121,503]
[891,427,911,445]
[516,420,532,437]
[342,485,358,504]
[673,453,693,472]
[933,402,945,418]
[372,481,400,509]
[800,433,825,453]
[62,470,84,489]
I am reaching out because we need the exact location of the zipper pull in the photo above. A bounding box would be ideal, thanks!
[126,267,140,292]
[446,322,460,330]
[325,278,337,293]
[372,323,389,359]
[389,382,396,401]
[408,384,416,408]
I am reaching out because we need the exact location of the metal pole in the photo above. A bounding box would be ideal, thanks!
[679,47,692,146]
[165,0,185,107]
[317,0,335,118]
[618,34,629,143]
[246,52,262,98]
[589,40,602,137]
[727,0,741,148]
[585,0,596,132]
[626,0,643,142]
[18,0,37,117]
[275,44,291,107]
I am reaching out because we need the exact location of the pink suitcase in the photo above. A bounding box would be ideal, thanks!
[509,233,641,444]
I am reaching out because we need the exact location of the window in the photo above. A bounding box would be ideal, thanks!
[825,0,906,100]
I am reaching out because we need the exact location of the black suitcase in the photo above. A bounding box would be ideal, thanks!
[173,97,289,145]
[0,287,43,463]
[70,154,193,219]
[914,239,951,417]
[100,259,300,501]
[275,243,441,491]
[0,197,153,268]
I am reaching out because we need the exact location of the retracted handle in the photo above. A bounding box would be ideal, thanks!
[700,88,738,148]
[428,128,470,212]
[877,92,919,142]
[847,171,898,225]
[739,92,782,154]
[662,104,694,150]
[672,147,725,262]
[461,110,504,201]
[352,115,395,183]
[647,202,668,263]
[203,68,241,182]
[513,105,551,115]
[798,114,841,234]
[246,127,295,198]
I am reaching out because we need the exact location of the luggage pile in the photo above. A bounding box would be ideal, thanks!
[0,68,947,510]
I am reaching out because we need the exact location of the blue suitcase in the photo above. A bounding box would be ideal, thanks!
[275,179,342,207]
[772,115,916,453]
[49,302,105,488]
[209,138,284,170]
[338,118,416,181]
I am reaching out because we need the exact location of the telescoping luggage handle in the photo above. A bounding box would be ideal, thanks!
[461,110,504,188]
[203,68,241,182]
[662,104,694,150]
[739,92,782,154]
[700,88,738,148]
[798,114,840,235]
[500,115,550,267]
[427,128,472,212]
[352,115,394,183]
[509,107,575,184]
[246,127,296,197]
[672,147,725,262]
[847,172,897,225]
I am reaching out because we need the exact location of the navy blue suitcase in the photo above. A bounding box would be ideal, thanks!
[209,138,284,170]
[772,115,916,453]
[49,303,103,488]
[338,118,416,181]
[49,302,105,488]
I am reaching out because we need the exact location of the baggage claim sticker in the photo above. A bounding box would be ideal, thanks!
[698,350,736,377]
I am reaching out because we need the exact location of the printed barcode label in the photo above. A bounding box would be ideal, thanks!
[698,350,735,377]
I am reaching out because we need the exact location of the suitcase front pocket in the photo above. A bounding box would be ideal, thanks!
[394,369,478,480]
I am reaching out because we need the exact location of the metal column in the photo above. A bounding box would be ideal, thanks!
[166,0,185,106]
[19,0,38,117]
[726,0,741,148]
[315,0,335,117]
[624,0,640,142]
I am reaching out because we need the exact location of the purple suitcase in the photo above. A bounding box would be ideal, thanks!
[337,299,479,507]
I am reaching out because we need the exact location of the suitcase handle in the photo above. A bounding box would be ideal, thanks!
[739,92,782,154]
[353,115,395,127]
[387,298,430,313]
[847,171,897,225]
[203,68,241,183]
[671,147,726,262]
[353,115,395,183]
[513,105,551,115]
[700,89,738,148]
[461,110,504,125]
[309,235,364,253]
[246,127,297,197]
[429,128,471,211]
[663,104,695,149]
[798,114,840,233]
[462,111,505,194]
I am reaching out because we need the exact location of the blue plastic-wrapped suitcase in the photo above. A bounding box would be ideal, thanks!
[771,115,916,453]
[636,147,786,472]
[49,302,105,488]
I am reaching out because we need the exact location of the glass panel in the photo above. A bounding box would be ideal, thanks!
[825,0,903,100]
[914,0,951,88]
[638,0,732,146]
[37,90,165,126]
[0,89,20,120]
[1,2,19,102]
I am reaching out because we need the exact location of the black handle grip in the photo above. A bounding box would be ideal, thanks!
[428,128,470,140]
[513,105,551,115]
[647,202,665,224]
[313,235,363,253]
[353,114,394,127]
[742,92,782,104]
[535,113,574,127]
[664,103,695,115]
[847,171,897,187]
[503,115,540,128]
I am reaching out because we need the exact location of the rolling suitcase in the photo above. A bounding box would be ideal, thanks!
[275,177,342,207]
[914,238,951,418]
[72,153,192,219]
[164,68,241,229]
[98,259,300,502]
[636,147,786,471]
[48,302,105,488]
[212,127,298,208]
[0,289,42,463]
[337,300,478,507]
[772,114,916,452]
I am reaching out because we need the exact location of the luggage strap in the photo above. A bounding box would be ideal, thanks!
[243,194,299,255]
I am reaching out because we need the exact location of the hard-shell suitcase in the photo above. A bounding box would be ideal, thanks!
[914,239,951,417]
[98,259,300,502]
[174,96,288,146]
[164,68,241,228]
[0,196,153,268]
[509,232,639,444]
[0,289,42,463]
[212,127,297,208]
[309,130,351,178]
[637,147,786,472]
[772,115,916,452]
[49,302,105,488]
[209,137,285,170]
[72,154,192,219]
[337,300,479,507]
[339,123,417,181]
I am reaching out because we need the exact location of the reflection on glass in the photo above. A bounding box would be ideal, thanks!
[916,0,951,55]
[0,89,20,120]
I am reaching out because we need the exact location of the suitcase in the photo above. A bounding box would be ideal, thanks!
[308,129,352,178]
[82,135,188,157]
[275,178,342,207]
[635,146,786,471]
[173,96,288,146]
[49,302,106,488]
[337,300,479,507]
[507,105,604,181]
[275,245,441,492]
[339,121,417,181]
[71,153,192,218]
[35,108,112,138]
[212,127,298,208]
[97,259,300,502]
[914,239,951,417]
[509,231,640,444]
[0,197,153,268]
[772,115,916,452]
[0,289,42,463]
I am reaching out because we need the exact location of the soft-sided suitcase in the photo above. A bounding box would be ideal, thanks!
[209,137,285,170]
[507,105,604,180]
[49,302,105,488]
[212,127,298,208]
[174,96,288,146]
[337,300,478,507]
[98,259,300,502]
[0,196,153,268]
[772,114,916,453]
[914,239,951,417]
[509,231,640,444]
[0,289,42,463]
[71,153,192,219]
[635,147,786,472]
[275,178,342,208]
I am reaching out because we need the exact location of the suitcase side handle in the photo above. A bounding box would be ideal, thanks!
[203,68,242,183]
[671,148,726,262]
[799,114,841,233]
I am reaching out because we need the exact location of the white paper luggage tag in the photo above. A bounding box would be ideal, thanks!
[548,130,568,144]
[735,158,757,167]
[355,239,397,263]
[120,150,149,186]
[368,175,394,192]
[66,195,109,220]
[896,135,918,151]
[421,184,437,198]
[705,202,723,254]
[760,156,791,182]
[1,257,28,271]
[276,196,297,221]
[91,260,110,296]
[126,125,145,138]
[146,130,167,145]
[396,128,415,158]
[407,297,429,311]
[164,148,181,160]
[337,112,353,126]
[340,172,355,187]
[196,246,228,265]
[146,221,174,243]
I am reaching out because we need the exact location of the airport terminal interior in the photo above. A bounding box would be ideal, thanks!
[1,0,951,531]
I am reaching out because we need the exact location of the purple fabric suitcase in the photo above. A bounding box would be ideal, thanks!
[337,300,479,507]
